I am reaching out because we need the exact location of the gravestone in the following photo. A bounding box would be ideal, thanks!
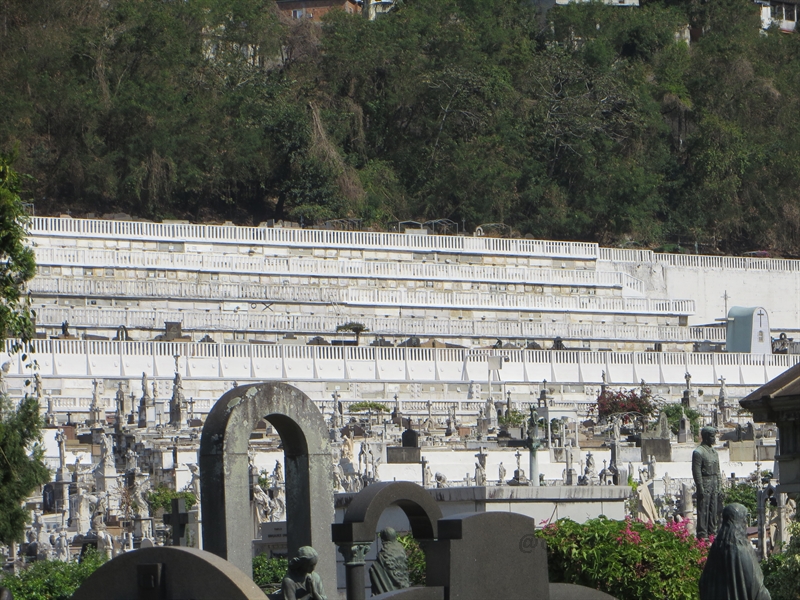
[70,546,268,600]
[163,498,190,547]
[388,427,421,464]
[339,482,618,600]
[199,382,335,585]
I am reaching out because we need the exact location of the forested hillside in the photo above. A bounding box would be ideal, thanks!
[2,0,800,253]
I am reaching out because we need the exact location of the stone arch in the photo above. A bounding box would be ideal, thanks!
[333,481,442,543]
[332,482,443,600]
[199,382,334,585]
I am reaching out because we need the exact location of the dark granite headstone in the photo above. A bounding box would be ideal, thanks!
[426,512,550,599]
[387,447,422,463]
[71,546,268,600]
[402,428,420,448]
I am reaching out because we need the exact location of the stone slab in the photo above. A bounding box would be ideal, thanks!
[758,444,776,461]
[372,588,445,599]
[640,438,671,463]
[617,446,642,463]
[71,546,267,600]
[426,512,549,600]
[550,583,617,599]
[729,441,757,462]
[387,447,422,464]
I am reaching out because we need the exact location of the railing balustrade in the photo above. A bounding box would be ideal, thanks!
[34,247,645,293]
[28,217,598,259]
[4,339,792,387]
[28,277,694,315]
[33,306,725,342]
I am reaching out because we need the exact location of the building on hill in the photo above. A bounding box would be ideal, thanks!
[275,0,391,22]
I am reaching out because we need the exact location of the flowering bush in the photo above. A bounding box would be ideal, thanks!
[594,387,656,420]
[537,517,710,600]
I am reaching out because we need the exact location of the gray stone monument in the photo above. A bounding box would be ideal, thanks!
[70,546,268,600]
[199,382,335,585]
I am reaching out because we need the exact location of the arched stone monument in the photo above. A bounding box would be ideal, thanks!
[199,382,335,586]
[332,481,443,600]
[71,546,268,600]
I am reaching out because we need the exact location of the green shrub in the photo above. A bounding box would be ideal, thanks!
[763,522,800,600]
[348,401,388,413]
[498,409,525,428]
[723,483,758,525]
[252,554,288,592]
[0,548,107,600]
[146,486,197,513]
[397,534,426,586]
[537,517,710,600]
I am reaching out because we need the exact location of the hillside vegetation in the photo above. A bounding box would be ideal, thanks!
[2,0,800,253]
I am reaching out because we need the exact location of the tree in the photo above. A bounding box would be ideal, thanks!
[0,153,49,545]
[0,151,35,341]
[336,322,369,345]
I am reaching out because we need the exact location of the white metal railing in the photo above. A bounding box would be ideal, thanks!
[4,340,795,387]
[28,217,599,260]
[29,277,695,315]
[35,247,644,294]
[33,306,725,343]
[28,217,800,274]
[599,246,800,273]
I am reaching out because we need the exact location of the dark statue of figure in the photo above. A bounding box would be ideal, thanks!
[693,426,723,539]
[282,546,327,600]
[369,527,411,595]
[699,503,771,600]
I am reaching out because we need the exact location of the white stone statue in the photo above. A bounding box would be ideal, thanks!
[272,460,283,485]
[54,530,70,562]
[0,361,10,396]
[341,433,355,462]
[187,463,201,500]
[498,462,506,484]
[253,484,270,523]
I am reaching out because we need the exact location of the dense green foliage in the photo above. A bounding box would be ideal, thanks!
[498,408,525,427]
[398,534,426,586]
[0,393,50,545]
[1,0,799,252]
[252,554,288,592]
[660,403,701,440]
[0,549,107,600]
[763,522,800,600]
[723,482,758,524]
[348,401,389,413]
[537,517,710,600]
[0,154,35,341]
[145,486,197,513]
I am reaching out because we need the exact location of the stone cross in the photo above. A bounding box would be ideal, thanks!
[163,498,191,547]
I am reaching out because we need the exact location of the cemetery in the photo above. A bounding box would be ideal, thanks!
[2,216,800,599]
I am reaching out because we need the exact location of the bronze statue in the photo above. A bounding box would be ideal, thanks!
[282,546,327,600]
[693,427,723,539]
[369,527,411,595]
[699,503,771,600]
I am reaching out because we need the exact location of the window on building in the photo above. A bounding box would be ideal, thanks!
[291,9,304,18]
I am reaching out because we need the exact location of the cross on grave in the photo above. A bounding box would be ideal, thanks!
[163,498,191,547]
